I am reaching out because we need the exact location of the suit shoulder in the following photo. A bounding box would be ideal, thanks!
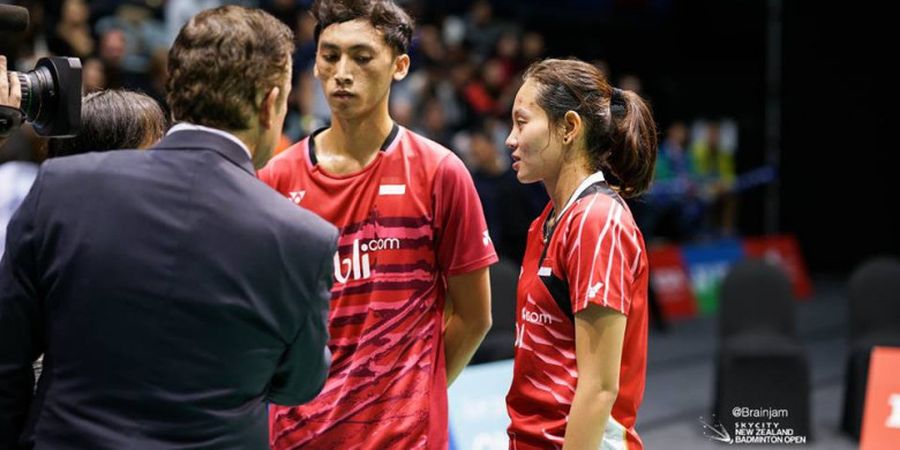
[41,149,141,170]
[37,150,144,186]
[259,187,338,246]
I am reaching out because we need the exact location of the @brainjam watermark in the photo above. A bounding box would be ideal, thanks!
[699,407,808,445]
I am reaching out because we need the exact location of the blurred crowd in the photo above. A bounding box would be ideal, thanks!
[0,0,744,260]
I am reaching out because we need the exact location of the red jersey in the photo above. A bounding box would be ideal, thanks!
[506,172,648,450]
[259,124,497,450]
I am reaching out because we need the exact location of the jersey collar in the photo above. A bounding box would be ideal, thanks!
[557,170,606,219]
[307,122,400,165]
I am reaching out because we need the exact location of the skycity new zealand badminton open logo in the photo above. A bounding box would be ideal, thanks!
[698,414,733,444]
[699,407,808,445]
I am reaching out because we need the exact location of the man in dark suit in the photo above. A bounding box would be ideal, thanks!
[0,6,337,449]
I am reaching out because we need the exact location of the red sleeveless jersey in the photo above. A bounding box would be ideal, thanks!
[259,125,497,450]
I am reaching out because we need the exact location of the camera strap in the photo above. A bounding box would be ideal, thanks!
[0,105,24,137]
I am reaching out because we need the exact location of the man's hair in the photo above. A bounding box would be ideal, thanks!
[166,6,293,131]
[312,0,414,55]
[49,90,167,157]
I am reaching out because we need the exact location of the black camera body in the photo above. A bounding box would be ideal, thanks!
[16,56,83,137]
[1,5,83,138]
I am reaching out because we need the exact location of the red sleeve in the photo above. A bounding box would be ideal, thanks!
[258,141,307,194]
[561,195,642,316]
[432,154,498,277]
[257,157,284,193]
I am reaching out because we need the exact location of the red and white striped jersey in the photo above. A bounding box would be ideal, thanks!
[259,124,497,450]
[506,172,649,450]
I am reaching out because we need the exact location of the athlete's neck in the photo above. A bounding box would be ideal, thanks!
[318,106,394,172]
[545,162,592,221]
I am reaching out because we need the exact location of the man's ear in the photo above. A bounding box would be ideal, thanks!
[259,86,281,129]
[393,54,410,81]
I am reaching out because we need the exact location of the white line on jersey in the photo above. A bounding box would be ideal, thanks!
[378,184,406,195]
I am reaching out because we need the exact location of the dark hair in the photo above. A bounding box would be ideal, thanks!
[311,0,414,54]
[49,90,167,157]
[524,58,658,198]
[166,5,293,131]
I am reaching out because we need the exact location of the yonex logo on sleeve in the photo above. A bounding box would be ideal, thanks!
[587,281,604,299]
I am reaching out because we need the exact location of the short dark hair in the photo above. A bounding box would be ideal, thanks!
[524,58,658,198]
[49,90,167,157]
[312,0,414,54]
[166,6,294,131]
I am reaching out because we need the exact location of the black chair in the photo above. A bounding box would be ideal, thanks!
[472,258,520,363]
[713,259,812,439]
[841,256,900,439]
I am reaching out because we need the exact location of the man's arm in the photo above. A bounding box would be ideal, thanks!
[444,267,492,386]
[562,305,627,450]
[267,231,337,405]
[0,166,43,446]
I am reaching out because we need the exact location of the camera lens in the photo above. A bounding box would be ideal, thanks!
[12,57,81,137]
[16,65,55,125]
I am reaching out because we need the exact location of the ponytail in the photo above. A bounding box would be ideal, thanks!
[524,58,658,198]
[605,88,657,197]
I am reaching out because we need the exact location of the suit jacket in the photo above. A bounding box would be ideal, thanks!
[0,130,337,449]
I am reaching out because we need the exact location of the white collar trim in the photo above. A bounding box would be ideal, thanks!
[167,122,252,159]
[557,170,606,218]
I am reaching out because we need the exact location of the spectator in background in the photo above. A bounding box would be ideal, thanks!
[47,0,94,59]
[81,57,107,93]
[165,0,221,46]
[416,95,452,146]
[468,126,507,242]
[97,27,127,88]
[504,58,656,450]
[48,89,167,158]
[637,120,704,242]
[95,1,168,91]
[521,31,546,64]
[618,73,644,96]
[464,0,504,60]
[690,120,737,237]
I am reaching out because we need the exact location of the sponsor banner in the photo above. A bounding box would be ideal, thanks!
[741,234,813,299]
[648,244,698,320]
[681,239,745,314]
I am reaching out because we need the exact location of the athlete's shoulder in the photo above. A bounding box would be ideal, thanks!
[266,137,309,168]
[397,127,455,163]
[567,190,638,233]
[259,137,310,186]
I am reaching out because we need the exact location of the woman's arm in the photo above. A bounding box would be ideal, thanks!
[562,304,627,450]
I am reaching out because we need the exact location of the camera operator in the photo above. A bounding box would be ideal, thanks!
[0,55,23,147]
